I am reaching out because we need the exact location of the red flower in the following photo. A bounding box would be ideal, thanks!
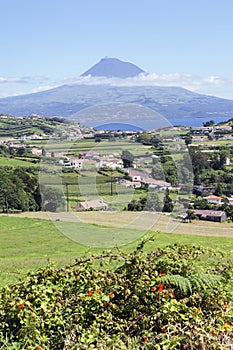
[212,329,217,335]
[158,282,164,293]
[162,327,167,333]
[109,291,115,298]
[144,336,149,343]
[18,304,24,309]
[171,292,175,298]
[151,286,156,292]
[103,302,108,307]
[96,289,101,294]
[160,271,166,277]
[87,290,93,297]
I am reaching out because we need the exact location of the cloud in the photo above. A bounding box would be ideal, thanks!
[0,73,233,100]
[54,73,233,99]
[0,75,50,85]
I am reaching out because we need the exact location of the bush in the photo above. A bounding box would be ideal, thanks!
[0,241,233,349]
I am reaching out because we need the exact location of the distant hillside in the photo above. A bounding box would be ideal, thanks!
[81,57,145,78]
[0,115,68,137]
[0,84,233,129]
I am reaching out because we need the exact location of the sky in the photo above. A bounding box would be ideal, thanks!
[1,0,233,99]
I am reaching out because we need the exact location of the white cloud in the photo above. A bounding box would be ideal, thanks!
[0,73,233,100]
[54,73,233,99]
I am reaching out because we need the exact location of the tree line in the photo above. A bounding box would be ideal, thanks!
[0,167,64,213]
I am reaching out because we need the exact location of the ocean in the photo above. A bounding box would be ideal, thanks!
[93,116,232,131]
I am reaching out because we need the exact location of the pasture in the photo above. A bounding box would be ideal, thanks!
[1,213,233,287]
[0,156,38,167]
[43,138,153,156]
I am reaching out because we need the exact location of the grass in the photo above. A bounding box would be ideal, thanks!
[0,216,87,286]
[0,214,233,287]
[43,139,153,157]
[0,156,38,167]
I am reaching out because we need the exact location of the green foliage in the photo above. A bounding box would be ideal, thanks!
[121,150,134,168]
[127,192,163,212]
[0,167,40,212]
[163,189,174,212]
[40,185,65,212]
[0,243,233,349]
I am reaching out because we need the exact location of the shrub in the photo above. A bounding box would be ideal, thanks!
[0,241,233,349]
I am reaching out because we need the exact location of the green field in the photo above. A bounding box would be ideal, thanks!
[1,215,233,287]
[0,156,38,167]
[43,139,153,156]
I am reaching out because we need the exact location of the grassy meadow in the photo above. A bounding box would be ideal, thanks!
[0,156,38,167]
[1,214,233,287]
[44,139,153,156]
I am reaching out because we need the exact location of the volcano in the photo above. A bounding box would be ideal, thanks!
[81,57,145,78]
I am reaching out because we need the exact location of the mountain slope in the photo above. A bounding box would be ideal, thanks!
[0,84,233,127]
[81,57,145,78]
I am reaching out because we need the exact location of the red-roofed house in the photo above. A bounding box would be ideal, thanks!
[203,195,223,205]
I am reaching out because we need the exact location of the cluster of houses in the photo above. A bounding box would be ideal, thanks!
[119,171,176,191]
[59,152,124,170]
[189,124,233,143]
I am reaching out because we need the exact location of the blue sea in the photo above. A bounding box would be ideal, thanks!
[93,116,232,131]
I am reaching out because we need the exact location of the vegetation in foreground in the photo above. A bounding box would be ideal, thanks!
[0,240,233,349]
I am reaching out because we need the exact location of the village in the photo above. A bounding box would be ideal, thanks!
[0,114,233,222]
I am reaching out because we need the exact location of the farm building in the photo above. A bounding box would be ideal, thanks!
[193,210,227,222]
[74,199,108,211]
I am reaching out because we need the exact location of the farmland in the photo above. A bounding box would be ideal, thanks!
[1,213,233,287]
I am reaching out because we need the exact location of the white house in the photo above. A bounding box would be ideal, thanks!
[226,197,233,205]
[99,157,123,169]
[129,174,141,182]
[60,157,83,169]
[203,195,223,205]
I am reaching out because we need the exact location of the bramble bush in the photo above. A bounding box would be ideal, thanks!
[0,239,233,349]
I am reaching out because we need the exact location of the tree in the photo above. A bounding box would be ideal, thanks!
[215,183,223,196]
[184,135,192,145]
[41,186,65,212]
[136,132,151,145]
[203,120,214,127]
[144,192,163,212]
[16,147,26,156]
[151,164,164,180]
[163,189,174,212]
[121,150,134,168]
[0,169,35,212]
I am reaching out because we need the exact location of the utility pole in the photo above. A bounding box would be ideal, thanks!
[65,183,69,212]
[110,170,113,196]
[4,193,9,215]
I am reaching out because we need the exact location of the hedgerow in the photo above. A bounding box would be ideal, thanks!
[0,239,233,349]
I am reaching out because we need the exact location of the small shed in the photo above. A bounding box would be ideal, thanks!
[74,199,108,211]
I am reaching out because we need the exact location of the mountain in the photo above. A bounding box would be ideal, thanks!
[81,57,145,78]
[1,84,233,129]
[0,57,233,129]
